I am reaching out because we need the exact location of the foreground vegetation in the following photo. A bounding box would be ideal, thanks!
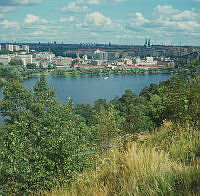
[0,67,199,195]
[52,124,199,196]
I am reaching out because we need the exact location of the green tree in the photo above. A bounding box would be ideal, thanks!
[94,104,124,146]
[75,104,96,126]
[94,98,108,111]
[9,59,23,66]
[26,63,37,69]
[139,83,159,100]
[158,74,200,126]
[122,104,155,134]
[0,76,93,194]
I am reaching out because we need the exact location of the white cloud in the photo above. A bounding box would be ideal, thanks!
[77,11,112,28]
[61,2,88,13]
[24,14,48,24]
[90,32,100,37]
[77,0,125,5]
[31,30,44,36]
[0,19,19,28]
[153,5,200,32]
[115,34,145,40]
[132,12,149,26]
[127,12,150,31]
[77,0,100,5]
[154,5,179,16]
[171,10,198,21]
[59,16,76,23]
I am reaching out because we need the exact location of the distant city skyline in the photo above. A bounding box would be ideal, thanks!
[0,0,200,45]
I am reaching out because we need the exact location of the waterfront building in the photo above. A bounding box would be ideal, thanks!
[55,57,72,67]
[0,55,11,65]
[12,54,33,66]
[133,56,157,66]
[35,52,55,61]
[94,49,108,61]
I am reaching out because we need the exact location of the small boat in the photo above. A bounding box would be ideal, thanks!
[104,77,109,80]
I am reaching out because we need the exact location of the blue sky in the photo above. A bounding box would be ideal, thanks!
[0,0,200,45]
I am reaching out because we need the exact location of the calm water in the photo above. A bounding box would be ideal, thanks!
[19,73,170,104]
[0,73,170,123]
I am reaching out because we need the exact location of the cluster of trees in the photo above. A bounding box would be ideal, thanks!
[9,59,23,66]
[0,70,199,194]
[0,49,11,55]
[188,60,200,66]
[0,65,34,87]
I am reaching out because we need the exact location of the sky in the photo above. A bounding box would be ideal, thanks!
[0,0,200,45]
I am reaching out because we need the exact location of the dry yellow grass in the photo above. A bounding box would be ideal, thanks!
[46,143,194,196]
[43,122,200,196]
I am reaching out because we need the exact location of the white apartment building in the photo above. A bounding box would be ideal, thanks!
[22,45,30,53]
[13,45,21,51]
[94,50,108,61]
[12,54,33,66]
[55,57,72,67]
[13,45,20,51]
[6,44,14,51]
[35,52,55,61]
[0,55,11,65]
[134,56,157,66]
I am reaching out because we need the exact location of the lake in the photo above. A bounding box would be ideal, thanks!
[0,73,171,123]
[20,73,170,105]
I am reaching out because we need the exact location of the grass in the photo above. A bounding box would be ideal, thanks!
[143,121,200,165]
[41,122,200,196]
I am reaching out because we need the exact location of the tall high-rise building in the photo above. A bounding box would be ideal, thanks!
[13,45,20,51]
[22,45,30,53]
[6,44,14,51]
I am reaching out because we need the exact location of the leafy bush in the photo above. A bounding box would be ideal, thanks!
[0,76,94,195]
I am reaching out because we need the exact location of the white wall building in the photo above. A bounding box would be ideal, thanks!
[6,44,14,51]
[134,56,157,66]
[35,52,55,61]
[12,54,33,66]
[94,50,108,61]
[0,44,1,51]
[21,45,30,53]
[55,57,72,67]
[13,45,21,51]
[0,55,11,65]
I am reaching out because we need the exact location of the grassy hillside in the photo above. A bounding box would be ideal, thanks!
[47,122,200,196]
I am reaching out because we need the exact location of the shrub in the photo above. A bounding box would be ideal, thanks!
[50,143,200,196]
[0,77,94,195]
